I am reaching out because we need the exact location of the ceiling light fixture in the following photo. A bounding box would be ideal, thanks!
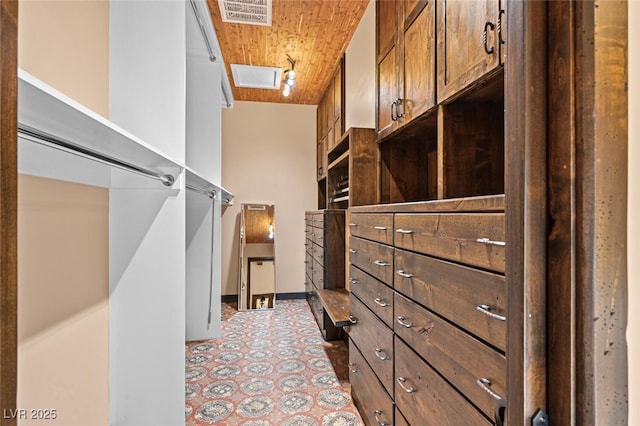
[283,55,296,97]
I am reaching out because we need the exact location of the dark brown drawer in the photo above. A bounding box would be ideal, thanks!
[348,264,394,328]
[394,213,505,273]
[312,258,324,287]
[349,340,394,426]
[394,248,506,351]
[348,213,394,244]
[349,237,394,286]
[349,294,394,395]
[394,337,492,426]
[394,292,506,419]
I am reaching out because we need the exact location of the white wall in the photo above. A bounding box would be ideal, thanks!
[221,101,317,297]
[628,1,638,423]
[345,0,375,130]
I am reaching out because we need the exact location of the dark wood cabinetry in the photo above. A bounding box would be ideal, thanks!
[376,0,436,140]
[304,210,345,341]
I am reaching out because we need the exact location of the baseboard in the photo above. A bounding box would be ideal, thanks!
[276,292,307,300]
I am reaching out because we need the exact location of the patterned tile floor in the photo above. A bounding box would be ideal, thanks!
[185,299,363,425]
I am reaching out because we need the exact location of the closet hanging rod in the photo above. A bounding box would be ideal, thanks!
[18,124,175,187]
[186,183,216,199]
[189,0,216,63]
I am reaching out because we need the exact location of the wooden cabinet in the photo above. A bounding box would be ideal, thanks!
[436,0,505,103]
[325,127,378,209]
[304,210,345,340]
[376,0,436,140]
[349,196,507,425]
[317,58,344,182]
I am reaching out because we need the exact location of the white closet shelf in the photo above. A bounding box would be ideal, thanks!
[18,69,182,187]
[185,167,234,204]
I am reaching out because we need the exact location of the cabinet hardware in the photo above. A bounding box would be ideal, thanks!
[373,226,388,230]
[476,377,504,401]
[318,166,323,176]
[373,410,389,426]
[349,278,360,285]
[348,315,358,324]
[396,316,414,328]
[303,260,309,264]
[476,304,507,321]
[374,260,390,267]
[476,237,506,246]
[396,377,416,393]
[531,409,549,426]
[498,9,506,45]
[348,362,358,373]
[374,298,390,307]
[391,100,398,122]
[396,228,413,234]
[396,269,414,278]
[349,223,358,227]
[395,98,404,119]
[483,21,496,54]
[374,348,389,360]
[348,248,359,254]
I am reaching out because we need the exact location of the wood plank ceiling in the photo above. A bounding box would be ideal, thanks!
[207,0,369,105]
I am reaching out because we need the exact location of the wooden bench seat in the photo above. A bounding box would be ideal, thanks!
[316,288,350,327]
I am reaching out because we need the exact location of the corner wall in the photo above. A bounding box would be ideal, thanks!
[628,1,638,423]
[221,101,317,297]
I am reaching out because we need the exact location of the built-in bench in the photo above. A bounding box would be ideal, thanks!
[316,288,350,327]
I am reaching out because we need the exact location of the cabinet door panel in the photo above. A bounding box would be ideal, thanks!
[376,0,398,59]
[401,2,436,124]
[377,47,397,137]
[437,0,500,102]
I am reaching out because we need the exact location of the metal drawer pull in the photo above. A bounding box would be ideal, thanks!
[374,348,389,360]
[476,378,504,401]
[348,362,358,373]
[348,315,358,324]
[304,260,309,264]
[373,410,388,426]
[396,377,416,393]
[476,237,506,247]
[396,269,414,278]
[373,226,388,230]
[348,248,358,254]
[349,278,360,285]
[396,228,413,234]
[349,223,358,227]
[374,297,390,307]
[476,304,507,322]
[396,316,414,328]
[374,260,390,267]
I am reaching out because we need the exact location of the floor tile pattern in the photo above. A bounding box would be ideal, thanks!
[185,299,362,425]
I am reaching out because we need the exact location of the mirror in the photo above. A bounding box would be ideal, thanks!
[238,204,275,310]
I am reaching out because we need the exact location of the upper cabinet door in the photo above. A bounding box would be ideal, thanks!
[400,0,436,124]
[437,0,502,103]
[376,0,400,138]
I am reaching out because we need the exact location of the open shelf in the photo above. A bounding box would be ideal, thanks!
[18,69,182,189]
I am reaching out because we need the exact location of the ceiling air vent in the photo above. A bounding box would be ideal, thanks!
[218,0,272,26]
[231,64,282,90]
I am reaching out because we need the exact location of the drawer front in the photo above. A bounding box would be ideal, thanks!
[348,213,394,244]
[395,337,492,425]
[312,227,325,246]
[395,213,505,273]
[349,340,394,426]
[394,292,506,419]
[395,407,409,426]
[311,242,324,264]
[305,252,313,280]
[305,224,313,240]
[349,264,394,328]
[394,249,506,351]
[349,237,394,285]
[311,213,324,228]
[312,258,324,288]
[309,290,324,329]
[349,294,394,395]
